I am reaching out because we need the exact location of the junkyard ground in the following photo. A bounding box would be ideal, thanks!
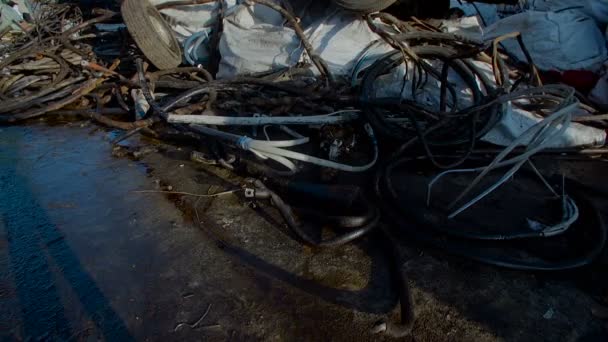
[1,121,607,341]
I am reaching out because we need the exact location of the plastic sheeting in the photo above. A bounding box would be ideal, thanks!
[526,0,608,25]
[0,3,24,32]
[449,0,500,26]
[451,0,608,27]
[484,10,608,72]
[439,16,484,39]
[482,103,607,148]
[589,70,608,110]
[449,0,528,26]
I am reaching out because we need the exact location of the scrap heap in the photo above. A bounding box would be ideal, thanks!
[1,0,608,336]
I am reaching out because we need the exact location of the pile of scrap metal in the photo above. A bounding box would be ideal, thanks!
[2,0,608,336]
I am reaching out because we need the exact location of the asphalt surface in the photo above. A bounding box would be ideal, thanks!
[1,122,606,341]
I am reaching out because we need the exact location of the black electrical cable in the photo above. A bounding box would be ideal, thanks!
[374,156,607,271]
[295,199,377,229]
[361,47,486,137]
[385,157,568,240]
[371,229,415,338]
[359,44,502,169]
[252,180,380,248]
[273,193,380,248]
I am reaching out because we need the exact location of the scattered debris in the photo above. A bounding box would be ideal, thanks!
[174,304,212,332]
[133,189,242,197]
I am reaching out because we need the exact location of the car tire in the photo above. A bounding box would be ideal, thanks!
[332,0,398,13]
[121,0,182,70]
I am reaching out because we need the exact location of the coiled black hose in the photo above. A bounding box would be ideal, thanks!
[252,180,380,248]
[375,158,607,271]
[360,45,502,169]
[357,36,607,270]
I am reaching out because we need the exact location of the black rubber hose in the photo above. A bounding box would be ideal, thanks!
[254,180,380,247]
[274,194,380,248]
[136,58,169,119]
[366,46,492,105]
[296,201,377,229]
[360,46,491,144]
[384,157,569,240]
[359,45,501,169]
[393,31,485,46]
[375,160,608,271]
[360,45,480,105]
[372,232,415,338]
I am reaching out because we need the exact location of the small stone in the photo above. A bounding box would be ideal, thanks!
[543,308,555,320]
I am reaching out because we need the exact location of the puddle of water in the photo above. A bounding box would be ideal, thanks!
[0,124,207,340]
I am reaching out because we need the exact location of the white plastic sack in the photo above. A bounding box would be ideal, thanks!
[151,0,237,41]
[482,103,607,148]
[304,8,393,77]
[217,2,304,79]
[484,11,608,72]
[218,1,393,79]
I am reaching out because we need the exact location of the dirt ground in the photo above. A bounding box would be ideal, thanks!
[1,122,607,341]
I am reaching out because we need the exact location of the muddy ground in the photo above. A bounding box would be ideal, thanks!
[1,122,607,341]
